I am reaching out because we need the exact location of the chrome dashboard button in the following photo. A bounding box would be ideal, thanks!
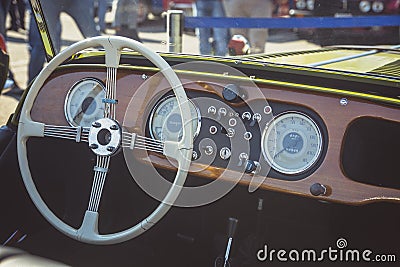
[244,131,252,140]
[204,145,214,156]
[242,111,251,120]
[208,106,217,115]
[226,128,235,138]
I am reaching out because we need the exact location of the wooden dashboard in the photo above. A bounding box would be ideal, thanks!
[30,65,400,205]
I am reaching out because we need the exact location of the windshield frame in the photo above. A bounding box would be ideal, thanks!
[30,0,57,61]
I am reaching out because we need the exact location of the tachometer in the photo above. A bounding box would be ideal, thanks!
[262,112,323,175]
[64,78,106,127]
[149,95,201,141]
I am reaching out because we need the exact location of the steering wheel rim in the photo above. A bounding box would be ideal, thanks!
[17,36,193,244]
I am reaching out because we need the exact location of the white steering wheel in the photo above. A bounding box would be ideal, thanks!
[17,36,193,245]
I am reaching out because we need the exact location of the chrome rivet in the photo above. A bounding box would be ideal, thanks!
[110,125,119,130]
[192,151,198,160]
[107,146,115,152]
[141,74,148,80]
[340,98,348,106]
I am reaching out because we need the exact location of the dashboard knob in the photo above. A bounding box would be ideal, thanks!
[237,152,249,167]
[222,84,241,102]
[310,183,327,196]
[192,151,198,160]
[208,106,217,115]
[250,113,262,127]
[220,147,231,160]
[245,160,259,173]
[242,112,252,121]
[218,107,227,116]
[226,128,235,138]
[204,145,214,156]
[243,131,252,141]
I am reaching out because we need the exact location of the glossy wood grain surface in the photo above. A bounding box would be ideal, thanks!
[31,66,400,205]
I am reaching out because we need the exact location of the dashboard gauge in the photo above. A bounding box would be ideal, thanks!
[64,78,106,127]
[149,95,201,142]
[262,112,323,175]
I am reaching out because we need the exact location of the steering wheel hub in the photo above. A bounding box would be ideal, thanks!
[88,118,121,156]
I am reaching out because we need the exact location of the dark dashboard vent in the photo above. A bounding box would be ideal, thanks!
[368,60,400,78]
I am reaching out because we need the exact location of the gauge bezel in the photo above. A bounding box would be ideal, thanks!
[64,78,106,127]
[261,111,323,175]
[149,95,202,141]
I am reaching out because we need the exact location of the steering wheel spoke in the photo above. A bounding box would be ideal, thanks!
[122,131,165,154]
[104,67,118,119]
[87,156,110,212]
[44,125,89,143]
[77,155,110,241]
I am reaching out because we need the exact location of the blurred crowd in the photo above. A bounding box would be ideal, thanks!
[0,0,144,98]
[0,0,286,98]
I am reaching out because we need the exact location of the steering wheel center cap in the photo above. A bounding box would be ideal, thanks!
[88,118,122,156]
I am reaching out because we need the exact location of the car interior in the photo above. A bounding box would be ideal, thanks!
[0,0,399,266]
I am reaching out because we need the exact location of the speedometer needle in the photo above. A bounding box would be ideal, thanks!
[273,148,285,159]
[73,98,94,121]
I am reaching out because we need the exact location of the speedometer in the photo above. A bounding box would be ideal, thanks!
[261,112,323,175]
[149,95,201,141]
[64,78,105,127]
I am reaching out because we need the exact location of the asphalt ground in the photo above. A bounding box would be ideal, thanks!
[0,13,320,126]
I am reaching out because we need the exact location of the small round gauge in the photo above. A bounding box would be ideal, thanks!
[149,95,201,142]
[261,112,323,175]
[64,78,106,127]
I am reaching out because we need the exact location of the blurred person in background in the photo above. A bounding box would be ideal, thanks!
[195,0,228,56]
[0,0,11,37]
[96,0,107,33]
[27,10,45,86]
[27,0,95,89]
[40,0,100,53]
[0,0,24,98]
[113,0,141,42]
[7,0,26,31]
[223,0,274,54]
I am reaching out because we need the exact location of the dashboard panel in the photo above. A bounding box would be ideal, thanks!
[29,65,400,205]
